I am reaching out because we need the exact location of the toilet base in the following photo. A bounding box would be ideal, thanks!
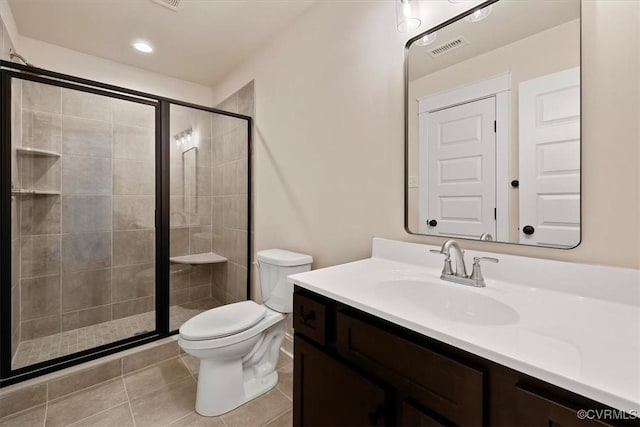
[244,370,279,402]
[195,363,279,416]
[191,319,286,417]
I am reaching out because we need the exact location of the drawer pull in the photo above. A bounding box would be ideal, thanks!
[299,308,316,325]
[294,292,327,345]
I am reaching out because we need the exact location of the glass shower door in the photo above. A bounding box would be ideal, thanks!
[8,76,158,370]
[168,104,250,331]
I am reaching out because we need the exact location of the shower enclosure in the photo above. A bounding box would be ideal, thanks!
[0,60,251,385]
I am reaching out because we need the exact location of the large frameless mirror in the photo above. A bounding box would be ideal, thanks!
[405,0,581,248]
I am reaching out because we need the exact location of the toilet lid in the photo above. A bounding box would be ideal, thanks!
[179,301,267,341]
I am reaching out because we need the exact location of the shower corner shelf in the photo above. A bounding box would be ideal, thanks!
[170,252,228,265]
[11,189,61,196]
[16,147,61,157]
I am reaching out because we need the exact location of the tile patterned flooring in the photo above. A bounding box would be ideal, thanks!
[0,352,293,427]
[13,299,222,369]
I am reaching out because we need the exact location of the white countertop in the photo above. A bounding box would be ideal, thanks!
[288,238,640,413]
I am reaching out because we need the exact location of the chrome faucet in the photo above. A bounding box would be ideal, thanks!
[430,239,498,287]
[431,239,467,277]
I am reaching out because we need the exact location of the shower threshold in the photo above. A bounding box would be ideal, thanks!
[11,299,221,370]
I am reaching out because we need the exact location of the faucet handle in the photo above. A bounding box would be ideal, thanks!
[470,256,499,283]
[430,249,453,276]
[473,256,499,264]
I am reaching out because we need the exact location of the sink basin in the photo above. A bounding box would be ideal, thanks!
[373,279,519,326]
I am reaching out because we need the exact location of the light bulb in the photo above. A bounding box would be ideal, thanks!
[402,1,411,18]
[416,32,437,47]
[133,41,153,53]
[396,0,421,33]
[465,5,492,23]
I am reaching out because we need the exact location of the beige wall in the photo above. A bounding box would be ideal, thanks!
[211,0,640,271]
[407,19,580,241]
[17,37,213,106]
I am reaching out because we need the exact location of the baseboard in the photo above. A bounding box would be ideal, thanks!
[280,332,294,359]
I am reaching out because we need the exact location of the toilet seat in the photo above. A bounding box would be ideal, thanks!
[179,307,285,351]
[180,301,267,341]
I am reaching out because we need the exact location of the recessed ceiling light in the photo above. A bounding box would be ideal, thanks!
[133,41,153,53]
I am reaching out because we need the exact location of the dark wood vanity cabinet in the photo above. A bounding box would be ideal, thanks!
[292,287,638,427]
[295,337,389,426]
[514,387,615,427]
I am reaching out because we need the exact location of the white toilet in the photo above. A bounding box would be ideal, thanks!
[178,249,313,416]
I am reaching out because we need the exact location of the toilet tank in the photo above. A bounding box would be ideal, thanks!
[256,249,313,313]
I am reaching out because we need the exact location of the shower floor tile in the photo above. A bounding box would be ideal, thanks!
[169,297,223,331]
[12,299,222,370]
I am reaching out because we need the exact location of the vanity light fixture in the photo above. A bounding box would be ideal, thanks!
[396,0,421,33]
[133,40,153,53]
[416,32,437,47]
[464,5,493,23]
[174,128,193,148]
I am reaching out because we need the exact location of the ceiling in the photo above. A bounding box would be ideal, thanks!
[408,0,580,81]
[8,0,315,86]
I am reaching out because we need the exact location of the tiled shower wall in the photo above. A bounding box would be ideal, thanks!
[169,106,218,307]
[213,82,294,342]
[210,81,253,305]
[16,81,156,342]
[168,81,253,311]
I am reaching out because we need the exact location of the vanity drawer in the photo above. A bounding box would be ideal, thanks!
[336,312,483,426]
[293,292,327,345]
[515,387,615,426]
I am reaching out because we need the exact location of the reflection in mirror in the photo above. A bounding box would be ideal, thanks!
[182,144,197,215]
[406,0,581,248]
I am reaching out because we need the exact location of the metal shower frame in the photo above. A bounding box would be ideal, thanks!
[0,59,253,386]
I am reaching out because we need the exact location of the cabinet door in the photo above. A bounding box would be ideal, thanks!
[294,336,389,426]
[336,312,483,425]
[516,387,614,427]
